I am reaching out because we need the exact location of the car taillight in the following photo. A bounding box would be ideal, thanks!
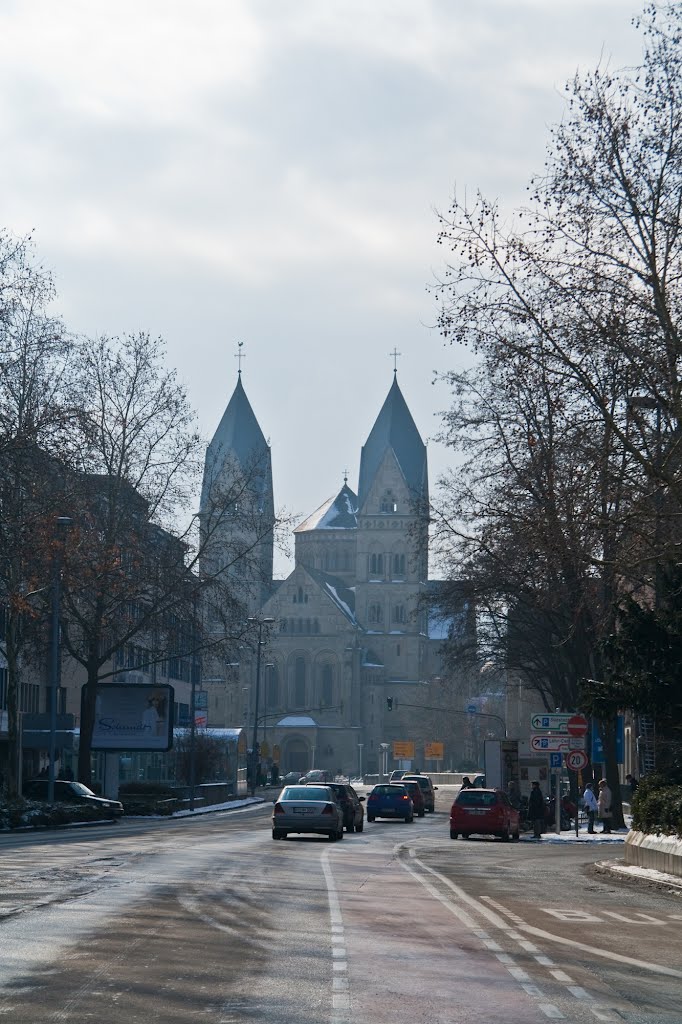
[401,794,409,801]
[322,803,335,815]
[274,803,285,815]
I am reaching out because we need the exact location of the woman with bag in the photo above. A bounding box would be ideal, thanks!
[597,779,612,834]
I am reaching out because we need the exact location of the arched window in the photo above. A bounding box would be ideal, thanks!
[266,664,279,707]
[369,552,384,576]
[392,552,406,577]
[380,490,398,513]
[294,657,306,707]
[368,602,383,624]
[321,664,333,706]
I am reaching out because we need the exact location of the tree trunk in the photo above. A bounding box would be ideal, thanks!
[77,657,100,786]
[5,612,22,798]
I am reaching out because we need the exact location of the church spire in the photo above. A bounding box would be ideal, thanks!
[357,375,427,511]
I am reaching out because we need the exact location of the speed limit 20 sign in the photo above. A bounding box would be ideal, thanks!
[566,749,588,772]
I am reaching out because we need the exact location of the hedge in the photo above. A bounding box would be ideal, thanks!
[632,773,682,839]
[0,798,113,830]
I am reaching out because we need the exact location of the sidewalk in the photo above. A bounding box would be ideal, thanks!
[521,826,629,844]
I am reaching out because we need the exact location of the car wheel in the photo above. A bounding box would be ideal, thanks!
[327,831,336,842]
[356,820,364,833]
[462,833,470,839]
[367,815,375,822]
[418,810,425,817]
[272,828,284,840]
[405,815,414,823]
[346,822,355,833]
[337,827,344,840]
[500,829,510,841]
[512,829,520,841]
[450,829,458,840]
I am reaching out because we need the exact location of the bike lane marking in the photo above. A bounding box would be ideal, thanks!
[401,855,568,1021]
[410,856,638,1022]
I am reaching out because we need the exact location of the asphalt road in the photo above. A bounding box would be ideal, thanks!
[0,787,680,1023]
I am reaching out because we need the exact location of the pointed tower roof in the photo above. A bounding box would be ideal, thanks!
[295,483,358,533]
[207,375,268,469]
[201,375,272,511]
[358,376,427,508]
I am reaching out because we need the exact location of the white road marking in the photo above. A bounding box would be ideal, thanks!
[568,986,590,999]
[550,970,573,983]
[539,1004,565,1019]
[321,848,351,1024]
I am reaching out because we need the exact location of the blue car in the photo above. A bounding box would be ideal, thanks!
[366,783,414,823]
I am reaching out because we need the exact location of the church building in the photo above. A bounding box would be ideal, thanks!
[200,368,474,778]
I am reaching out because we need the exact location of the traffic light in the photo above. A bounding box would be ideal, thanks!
[387,696,393,710]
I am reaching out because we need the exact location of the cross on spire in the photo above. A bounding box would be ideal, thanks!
[389,347,401,374]
[343,468,348,485]
[235,341,246,375]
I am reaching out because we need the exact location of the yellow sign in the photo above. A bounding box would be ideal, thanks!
[393,740,415,759]
[425,742,444,759]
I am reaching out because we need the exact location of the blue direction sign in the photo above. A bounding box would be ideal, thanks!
[592,716,624,764]
[467,704,478,714]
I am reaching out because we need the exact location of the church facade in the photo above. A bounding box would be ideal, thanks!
[200,372,475,778]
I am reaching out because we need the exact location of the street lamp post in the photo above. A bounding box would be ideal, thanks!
[48,517,72,803]
[248,616,274,794]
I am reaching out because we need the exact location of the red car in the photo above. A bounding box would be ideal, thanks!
[401,779,426,817]
[450,788,520,841]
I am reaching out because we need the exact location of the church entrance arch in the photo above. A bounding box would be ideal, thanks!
[281,735,311,774]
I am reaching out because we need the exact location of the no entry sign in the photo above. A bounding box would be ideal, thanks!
[567,714,588,737]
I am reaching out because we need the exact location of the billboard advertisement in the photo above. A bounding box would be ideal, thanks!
[85,683,175,751]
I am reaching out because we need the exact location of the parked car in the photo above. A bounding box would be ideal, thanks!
[280,771,303,785]
[24,779,124,817]
[449,787,520,841]
[472,775,486,788]
[298,769,335,785]
[402,774,437,813]
[388,770,408,783]
[401,779,426,817]
[328,783,365,832]
[366,784,414,823]
[272,785,344,841]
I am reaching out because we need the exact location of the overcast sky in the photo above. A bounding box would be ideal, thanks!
[0,0,644,574]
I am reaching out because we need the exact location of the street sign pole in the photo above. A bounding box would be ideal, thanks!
[555,770,561,835]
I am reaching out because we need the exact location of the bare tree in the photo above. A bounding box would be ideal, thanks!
[0,232,74,795]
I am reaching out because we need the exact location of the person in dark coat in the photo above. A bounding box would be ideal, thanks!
[460,776,473,789]
[528,781,546,839]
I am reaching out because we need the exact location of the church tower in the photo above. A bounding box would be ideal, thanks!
[200,371,274,615]
[355,372,429,694]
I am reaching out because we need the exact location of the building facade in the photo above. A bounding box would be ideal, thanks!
[201,371,475,778]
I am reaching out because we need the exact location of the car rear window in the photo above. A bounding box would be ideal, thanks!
[281,786,330,801]
[404,777,430,790]
[372,785,406,795]
[456,791,498,807]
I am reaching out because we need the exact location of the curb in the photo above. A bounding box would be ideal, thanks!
[594,858,682,894]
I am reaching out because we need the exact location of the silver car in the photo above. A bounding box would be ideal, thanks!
[272,785,344,841]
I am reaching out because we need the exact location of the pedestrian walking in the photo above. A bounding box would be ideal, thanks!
[461,776,473,789]
[597,778,612,833]
[626,773,638,797]
[582,782,598,834]
[528,780,545,839]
